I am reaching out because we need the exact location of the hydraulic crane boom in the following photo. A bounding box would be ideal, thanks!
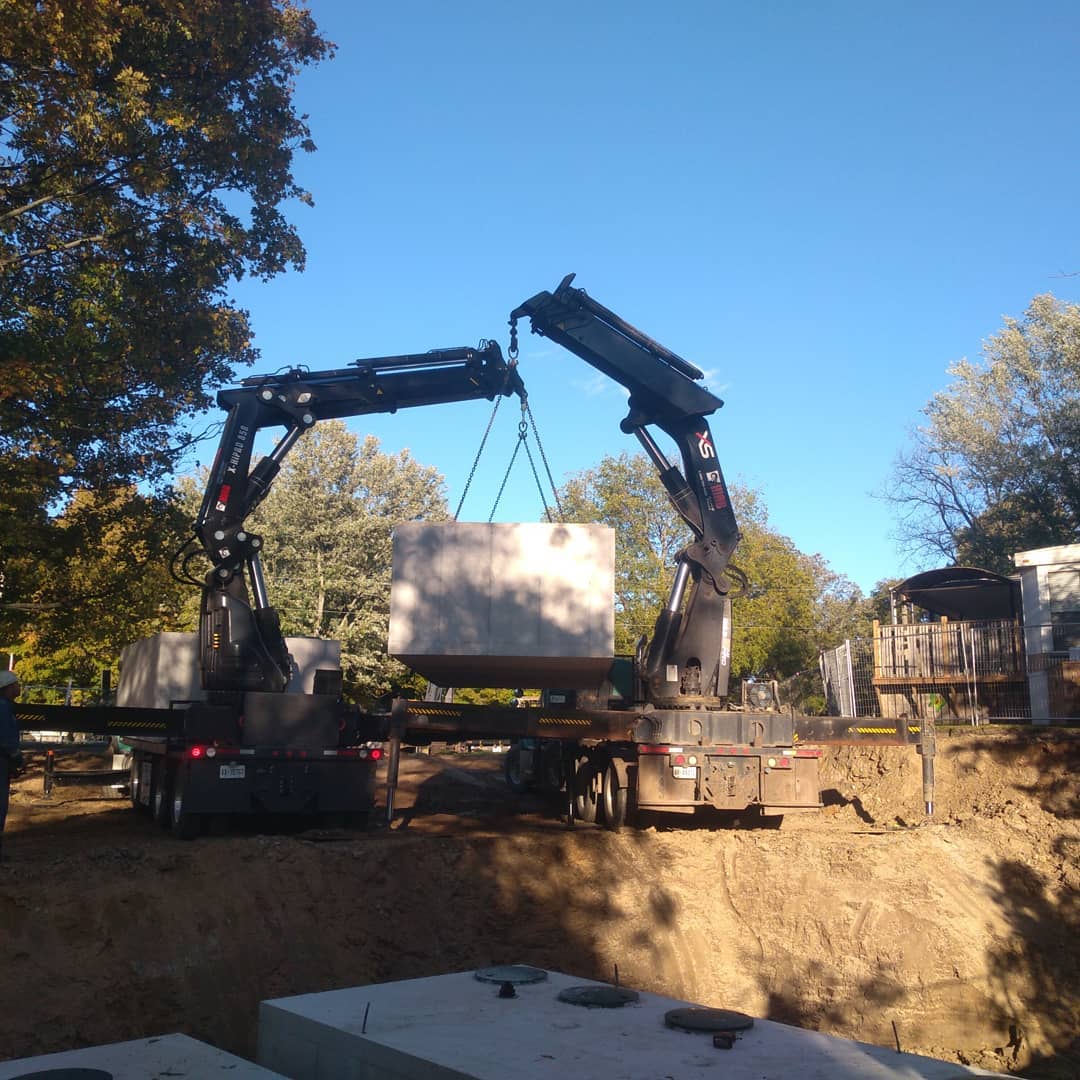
[510,274,741,702]
[194,343,525,694]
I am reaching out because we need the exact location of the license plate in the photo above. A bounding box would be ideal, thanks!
[672,765,697,780]
[219,764,246,780]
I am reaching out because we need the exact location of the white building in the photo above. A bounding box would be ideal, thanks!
[1014,543,1080,722]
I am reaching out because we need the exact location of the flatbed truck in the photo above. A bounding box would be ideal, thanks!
[14,276,932,833]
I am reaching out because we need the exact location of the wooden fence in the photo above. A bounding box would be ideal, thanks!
[873,618,1025,680]
[870,618,1028,722]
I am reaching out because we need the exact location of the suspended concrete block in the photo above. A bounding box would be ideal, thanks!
[388,522,615,688]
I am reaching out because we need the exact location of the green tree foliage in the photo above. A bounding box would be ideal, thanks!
[733,493,818,678]
[887,294,1080,575]
[2,485,192,695]
[0,0,332,570]
[560,452,686,655]
[809,557,879,646]
[558,452,865,684]
[249,422,448,703]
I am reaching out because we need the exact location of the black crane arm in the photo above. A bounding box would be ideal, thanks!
[194,342,525,695]
[510,275,740,702]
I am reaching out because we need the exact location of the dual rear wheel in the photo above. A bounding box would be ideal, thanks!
[145,757,201,840]
[571,751,633,831]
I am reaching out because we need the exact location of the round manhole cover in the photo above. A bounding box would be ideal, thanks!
[664,1007,755,1033]
[557,985,640,1008]
[474,964,548,985]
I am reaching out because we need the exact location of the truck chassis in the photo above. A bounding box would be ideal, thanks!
[126,736,380,839]
[387,698,927,829]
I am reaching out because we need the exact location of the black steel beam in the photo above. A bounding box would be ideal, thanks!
[15,703,183,739]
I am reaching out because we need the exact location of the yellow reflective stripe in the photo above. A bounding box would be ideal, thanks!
[852,725,922,735]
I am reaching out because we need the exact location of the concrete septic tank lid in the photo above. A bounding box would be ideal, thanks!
[473,964,548,985]
[665,1007,756,1033]
[557,985,641,1008]
[9,1072,114,1080]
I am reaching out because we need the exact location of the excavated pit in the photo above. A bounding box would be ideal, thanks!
[0,728,1076,1078]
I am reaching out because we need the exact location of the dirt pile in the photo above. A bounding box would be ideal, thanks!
[0,728,1076,1078]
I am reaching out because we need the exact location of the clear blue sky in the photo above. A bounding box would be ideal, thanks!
[217,0,1080,593]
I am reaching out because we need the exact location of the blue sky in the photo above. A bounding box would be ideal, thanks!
[216,0,1080,593]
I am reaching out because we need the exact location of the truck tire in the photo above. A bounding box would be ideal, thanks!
[572,757,600,824]
[541,741,565,793]
[151,760,171,828]
[504,744,531,794]
[129,758,145,812]
[602,758,631,832]
[171,768,201,841]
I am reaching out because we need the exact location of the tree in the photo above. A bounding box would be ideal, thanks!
[558,452,849,682]
[887,294,1080,575]
[2,485,193,695]
[560,452,687,655]
[249,422,449,703]
[0,1,333,569]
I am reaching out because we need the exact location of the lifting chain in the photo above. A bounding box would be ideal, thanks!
[455,320,564,523]
[488,407,565,523]
[523,398,563,521]
[454,394,504,521]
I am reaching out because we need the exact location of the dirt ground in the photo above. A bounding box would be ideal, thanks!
[0,728,1076,1078]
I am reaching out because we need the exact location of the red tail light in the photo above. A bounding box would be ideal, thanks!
[190,745,205,759]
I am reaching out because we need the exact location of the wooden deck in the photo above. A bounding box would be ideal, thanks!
[870,618,1028,722]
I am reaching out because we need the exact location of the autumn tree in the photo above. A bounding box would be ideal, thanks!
[3,485,192,695]
[249,422,448,703]
[887,294,1080,575]
[0,1,333,586]
[558,452,855,682]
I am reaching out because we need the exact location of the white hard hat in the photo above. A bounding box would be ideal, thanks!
[0,671,19,689]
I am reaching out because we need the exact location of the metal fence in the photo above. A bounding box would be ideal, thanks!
[819,639,877,718]
[873,619,1025,680]
[820,622,1032,724]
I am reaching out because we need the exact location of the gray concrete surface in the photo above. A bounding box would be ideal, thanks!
[388,522,615,688]
[257,969,1008,1080]
[117,632,340,708]
[0,1032,287,1079]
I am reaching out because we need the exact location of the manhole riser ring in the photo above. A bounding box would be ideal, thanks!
[664,1007,755,1033]
[474,964,549,986]
[557,985,640,1009]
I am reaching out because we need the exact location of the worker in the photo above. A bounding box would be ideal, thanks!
[0,670,24,863]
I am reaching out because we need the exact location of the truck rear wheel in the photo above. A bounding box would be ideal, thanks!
[572,757,601,824]
[151,760,171,828]
[129,758,146,813]
[504,743,531,794]
[602,758,632,832]
[171,768,201,841]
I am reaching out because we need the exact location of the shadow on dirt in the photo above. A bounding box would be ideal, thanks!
[820,788,877,824]
[980,844,1080,1079]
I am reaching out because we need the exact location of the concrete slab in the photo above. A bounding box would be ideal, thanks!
[257,969,1007,1080]
[117,632,341,708]
[0,1032,287,1079]
[388,522,615,688]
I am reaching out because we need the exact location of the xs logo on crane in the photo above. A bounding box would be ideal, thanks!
[696,431,715,459]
